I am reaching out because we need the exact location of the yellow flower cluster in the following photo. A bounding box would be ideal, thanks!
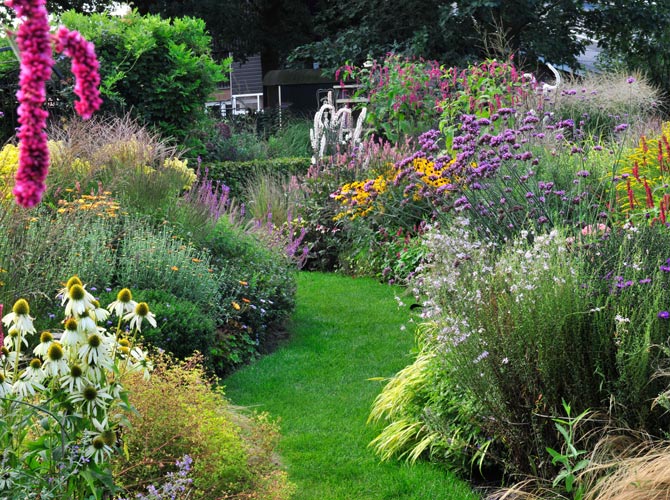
[57,192,122,218]
[0,144,19,199]
[162,157,197,190]
[332,157,456,221]
[612,122,670,223]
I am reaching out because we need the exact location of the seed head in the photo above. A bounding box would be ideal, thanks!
[70,364,83,378]
[135,302,149,317]
[92,436,105,449]
[87,334,101,348]
[64,318,78,331]
[82,385,98,401]
[69,284,85,301]
[12,299,29,316]
[117,288,132,303]
[39,331,53,343]
[47,343,64,361]
[29,358,42,369]
[66,276,82,290]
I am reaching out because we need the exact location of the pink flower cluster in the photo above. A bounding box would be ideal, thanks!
[7,0,53,208]
[55,26,102,120]
[6,0,102,208]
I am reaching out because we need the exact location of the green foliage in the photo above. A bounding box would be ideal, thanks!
[205,157,311,200]
[59,10,230,145]
[0,280,153,498]
[114,216,220,308]
[545,401,590,497]
[116,352,294,499]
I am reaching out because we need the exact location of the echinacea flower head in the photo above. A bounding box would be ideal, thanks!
[60,363,87,392]
[33,330,53,357]
[0,372,12,397]
[90,300,109,323]
[78,332,113,369]
[123,302,156,332]
[60,317,86,349]
[2,298,35,336]
[84,434,113,464]
[70,383,112,416]
[12,375,44,399]
[107,288,136,318]
[64,283,95,318]
[23,357,45,382]
[129,346,153,380]
[57,275,83,300]
[42,342,68,377]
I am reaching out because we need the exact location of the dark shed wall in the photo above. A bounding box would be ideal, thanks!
[231,55,263,94]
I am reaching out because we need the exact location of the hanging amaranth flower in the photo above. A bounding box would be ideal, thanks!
[6,0,101,208]
[54,26,102,120]
[7,0,53,208]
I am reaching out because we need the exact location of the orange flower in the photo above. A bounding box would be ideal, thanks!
[171,266,179,271]
[241,298,251,304]
[192,258,201,263]
[239,281,248,286]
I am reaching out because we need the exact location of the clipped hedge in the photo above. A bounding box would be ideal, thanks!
[204,157,312,199]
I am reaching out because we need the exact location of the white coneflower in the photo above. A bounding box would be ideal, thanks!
[90,300,109,323]
[13,375,44,399]
[2,299,36,337]
[83,434,113,464]
[42,343,69,377]
[60,363,88,392]
[107,288,137,318]
[77,309,101,335]
[123,302,157,332]
[33,331,54,358]
[60,317,86,350]
[23,358,45,382]
[0,372,12,397]
[129,346,153,380]
[4,326,28,351]
[70,384,112,415]
[64,284,95,318]
[57,276,83,301]
[78,332,113,369]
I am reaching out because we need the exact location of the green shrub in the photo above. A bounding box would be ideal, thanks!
[97,288,217,361]
[59,10,229,146]
[116,352,294,499]
[205,157,311,200]
[115,216,220,308]
[206,218,297,373]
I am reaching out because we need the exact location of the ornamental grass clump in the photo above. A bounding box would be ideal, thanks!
[0,276,153,498]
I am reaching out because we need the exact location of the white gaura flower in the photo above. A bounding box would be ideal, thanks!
[2,299,36,337]
[123,302,157,332]
[63,284,95,318]
[107,288,137,318]
[42,343,69,378]
[69,384,113,416]
[33,331,54,358]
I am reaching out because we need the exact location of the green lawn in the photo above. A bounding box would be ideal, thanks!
[223,272,478,500]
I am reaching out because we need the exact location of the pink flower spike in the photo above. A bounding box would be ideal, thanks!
[54,26,102,120]
[7,0,53,208]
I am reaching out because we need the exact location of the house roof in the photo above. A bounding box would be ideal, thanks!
[263,69,335,86]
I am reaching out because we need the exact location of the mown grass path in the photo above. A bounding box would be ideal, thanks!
[223,272,478,500]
